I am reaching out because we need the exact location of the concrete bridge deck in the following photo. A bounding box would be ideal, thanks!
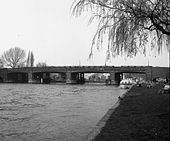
[0,66,169,84]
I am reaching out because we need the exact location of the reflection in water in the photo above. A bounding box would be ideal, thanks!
[0,84,126,141]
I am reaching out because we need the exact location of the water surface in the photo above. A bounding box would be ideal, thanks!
[0,84,126,141]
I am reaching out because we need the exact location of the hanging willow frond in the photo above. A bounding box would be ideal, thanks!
[72,0,170,59]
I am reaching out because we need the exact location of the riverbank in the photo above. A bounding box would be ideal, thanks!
[92,83,169,141]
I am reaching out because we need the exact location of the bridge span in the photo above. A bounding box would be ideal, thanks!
[0,66,169,84]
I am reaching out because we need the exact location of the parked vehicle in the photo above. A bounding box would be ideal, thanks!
[160,84,170,94]
[119,79,134,89]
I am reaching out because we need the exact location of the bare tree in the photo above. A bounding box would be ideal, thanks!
[36,62,47,67]
[1,47,26,68]
[72,0,170,59]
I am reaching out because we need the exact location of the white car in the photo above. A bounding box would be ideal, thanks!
[163,84,170,90]
[162,84,170,94]
[119,79,133,89]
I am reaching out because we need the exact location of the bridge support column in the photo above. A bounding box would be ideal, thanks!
[80,73,85,84]
[66,71,73,84]
[77,73,85,84]
[28,72,33,83]
[0,69,8,82]
[60,73,66,82]
[42,72,51,84]
[66,72,81,84]
[109,71,118,85]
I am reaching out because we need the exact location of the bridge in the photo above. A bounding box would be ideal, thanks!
[0,66,169,84]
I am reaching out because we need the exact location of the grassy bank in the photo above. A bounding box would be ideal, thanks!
[93,83,169,141]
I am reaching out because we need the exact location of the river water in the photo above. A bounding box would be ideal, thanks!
[0,84,126,141]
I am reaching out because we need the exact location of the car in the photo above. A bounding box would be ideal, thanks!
[161,84,170,94]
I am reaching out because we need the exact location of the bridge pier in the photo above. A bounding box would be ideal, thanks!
[107,72,123,85]
[60,73,66,82]
[0,69,7,82]
[66,71,71,84]
[109,71,119,85]
[76,73,85,84]
[66,72,85,84]
[66,72,77,84]
[81,73,85,84]
[28,72,33,83]
[42,72,51,84]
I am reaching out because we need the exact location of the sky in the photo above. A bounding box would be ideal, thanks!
[0,0,169,67]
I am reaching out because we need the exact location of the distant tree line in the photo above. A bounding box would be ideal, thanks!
[0,47,47,68]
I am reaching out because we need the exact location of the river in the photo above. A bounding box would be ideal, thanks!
[0,83,126,141]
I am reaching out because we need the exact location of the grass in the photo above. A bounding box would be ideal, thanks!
[93,83,169,141]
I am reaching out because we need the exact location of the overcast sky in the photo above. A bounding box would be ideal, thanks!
[0,0,169,67]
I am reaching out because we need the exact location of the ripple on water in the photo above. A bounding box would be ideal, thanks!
[0,84,127,141]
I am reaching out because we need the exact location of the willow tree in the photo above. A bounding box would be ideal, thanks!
[0,59,3,68]
[72,0,170,59]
